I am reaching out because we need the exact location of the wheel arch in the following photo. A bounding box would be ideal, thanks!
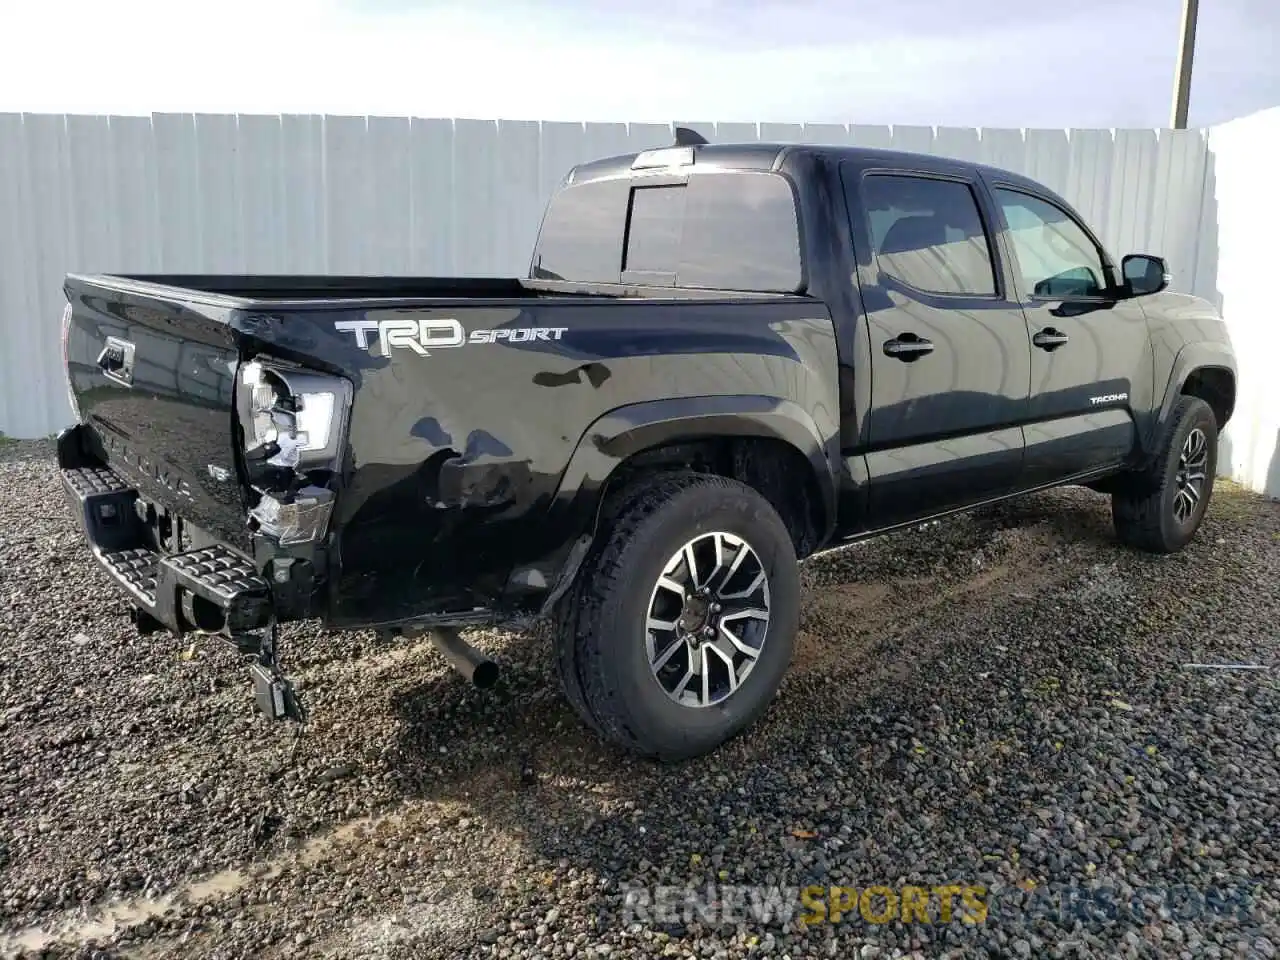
[1146,343,1237,454]
[533,395,838,614]
[1179,366,1236,429]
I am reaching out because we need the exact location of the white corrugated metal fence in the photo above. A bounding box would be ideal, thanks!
[0,115,1250,485]
[1205,108,1280,498]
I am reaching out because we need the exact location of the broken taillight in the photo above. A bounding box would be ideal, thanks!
[236,359,352,545]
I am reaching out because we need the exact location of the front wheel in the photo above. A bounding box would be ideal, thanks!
[556,472,800,761]
[1112,395,1218,553]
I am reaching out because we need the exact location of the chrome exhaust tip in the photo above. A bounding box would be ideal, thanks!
[428,627,500,689]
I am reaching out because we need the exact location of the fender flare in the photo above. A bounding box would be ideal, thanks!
[1144,342,1237,452]
[551,393,840,545]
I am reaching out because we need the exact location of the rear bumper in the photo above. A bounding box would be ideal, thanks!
[58,429,273,636]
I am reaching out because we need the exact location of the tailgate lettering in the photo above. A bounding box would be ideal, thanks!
[101,433,193,499]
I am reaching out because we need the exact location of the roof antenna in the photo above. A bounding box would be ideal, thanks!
[673,126,709,147]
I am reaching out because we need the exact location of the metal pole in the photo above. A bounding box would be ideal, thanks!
[1170,0,1200,129]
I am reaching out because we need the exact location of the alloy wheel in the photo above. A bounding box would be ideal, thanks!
[1172,426,1208,525]
[644,531,772,708]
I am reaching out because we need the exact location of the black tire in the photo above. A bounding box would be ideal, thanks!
[555,471,800,761]
[1112,395,1218,553]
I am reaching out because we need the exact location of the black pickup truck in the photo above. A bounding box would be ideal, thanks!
[57,131,1236,760]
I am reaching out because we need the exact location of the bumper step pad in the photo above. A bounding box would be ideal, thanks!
[164,546,272,631]
[100,548,160,605]
[64,465,133,498]
[61,453,303,728]
[61,465,271,635]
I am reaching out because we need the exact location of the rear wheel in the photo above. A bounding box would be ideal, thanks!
[1112,396,1218,553]
[555,472,799,760]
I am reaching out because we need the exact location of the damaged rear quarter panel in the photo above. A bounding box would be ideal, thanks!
[269,297,838,627]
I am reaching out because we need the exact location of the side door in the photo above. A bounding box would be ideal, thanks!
[839,161,1032,528]
[986,183,1154,486]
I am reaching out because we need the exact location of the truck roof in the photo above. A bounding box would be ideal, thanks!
[569,141,1048,195]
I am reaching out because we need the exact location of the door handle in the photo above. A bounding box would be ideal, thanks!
[883,334,934,362]
[1032,327,1070,351]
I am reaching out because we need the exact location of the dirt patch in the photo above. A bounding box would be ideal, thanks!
[790,517,1065,689]
[0,815,395,957]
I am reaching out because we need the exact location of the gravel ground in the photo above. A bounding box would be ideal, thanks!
[1,437,1278,959]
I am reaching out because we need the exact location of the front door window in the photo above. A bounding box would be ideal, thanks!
[995,189,1109,298]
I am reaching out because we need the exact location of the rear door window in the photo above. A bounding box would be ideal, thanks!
[859,174,998,297]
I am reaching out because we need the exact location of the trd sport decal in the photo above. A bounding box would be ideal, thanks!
[334,318,567,356]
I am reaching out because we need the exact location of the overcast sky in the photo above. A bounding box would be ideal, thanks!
[1,0,1276,128]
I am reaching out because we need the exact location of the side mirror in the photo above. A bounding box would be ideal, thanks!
[1121,254,1170,297]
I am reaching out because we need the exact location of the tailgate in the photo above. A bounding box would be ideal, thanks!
[62,276,247,545]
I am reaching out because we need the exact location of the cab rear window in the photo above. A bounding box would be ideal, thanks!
[529,178,628,284]
[532,171,803,293]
